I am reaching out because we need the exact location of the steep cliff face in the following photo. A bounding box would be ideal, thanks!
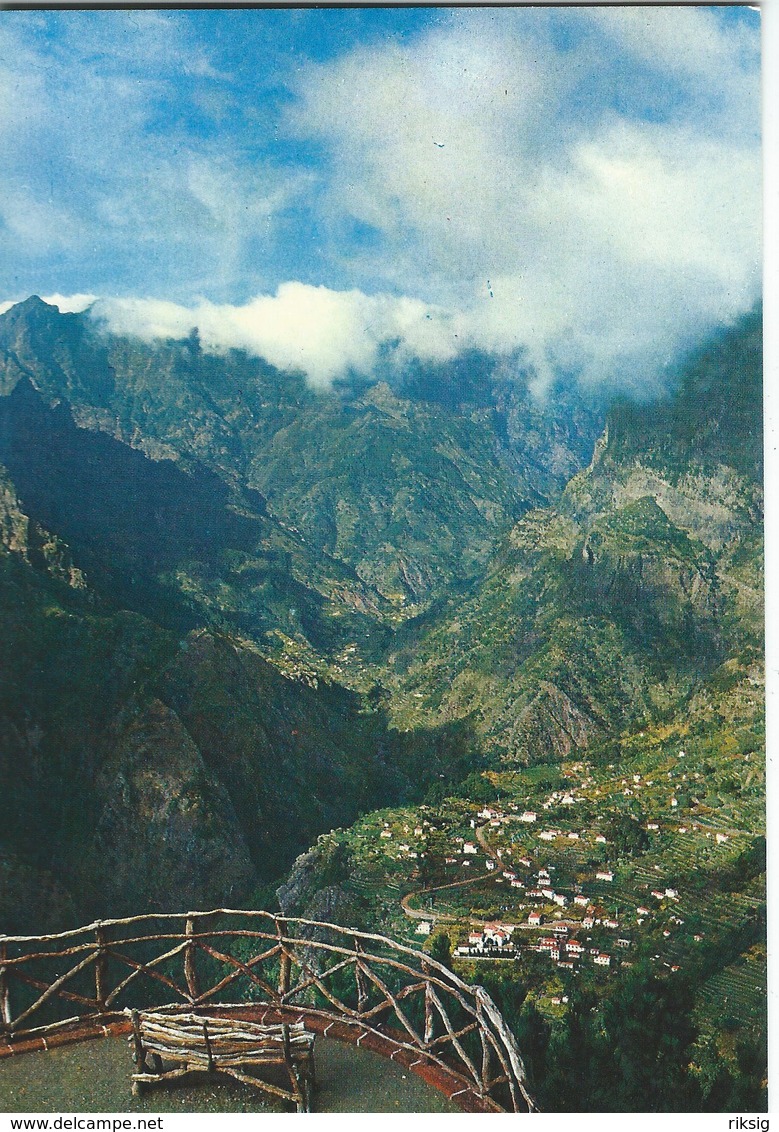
[276,835,367,930]
[0,480,475,929]
[386,310,762,764]
[0,850,77,936]
[157,629,476,878]
[79,698,257,916]
[0,372,392,656]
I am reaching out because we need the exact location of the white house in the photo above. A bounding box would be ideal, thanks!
[416,921,432,936]
[594,953,611,967]
[596,870,614,882]
[520,811,537,823]
[484,922,515,945]
[463,842,478,855]
[487,921,515,936]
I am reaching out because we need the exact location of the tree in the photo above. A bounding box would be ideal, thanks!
[595,963,701,1110]
[429,931,452,970]
[419,829,448,888]
[606,812,649,856]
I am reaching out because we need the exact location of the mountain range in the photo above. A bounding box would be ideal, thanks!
[0,296,605,925]
[0,297,765,1108]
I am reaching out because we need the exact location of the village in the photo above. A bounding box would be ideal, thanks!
[406,799,684,977]
[335,718,763,1006]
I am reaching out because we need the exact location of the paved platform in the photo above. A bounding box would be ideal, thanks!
[0,1033,458,1113]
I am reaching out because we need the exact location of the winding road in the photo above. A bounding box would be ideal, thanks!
[399,820,580,933]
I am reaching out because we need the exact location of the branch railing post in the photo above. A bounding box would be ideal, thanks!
[354,939,368,1014]
[184,916,200,1003]
[94,926,108,1013]
[476,999,490,1098]
[0,942,10,1033]
[422,960,434,1045]
[276,917,290,1003]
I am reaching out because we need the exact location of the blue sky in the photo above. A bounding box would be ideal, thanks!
[0,6,761,389]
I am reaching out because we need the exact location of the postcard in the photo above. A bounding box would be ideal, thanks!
[0,3,766,1122]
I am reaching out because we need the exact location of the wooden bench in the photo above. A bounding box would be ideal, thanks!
[125,1009,315,1112]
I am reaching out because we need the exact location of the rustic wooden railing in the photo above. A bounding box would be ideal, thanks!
[0,910,536,1113]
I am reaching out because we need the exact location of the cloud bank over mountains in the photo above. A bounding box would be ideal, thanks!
[0,7,760,391]
[91,287,460,389]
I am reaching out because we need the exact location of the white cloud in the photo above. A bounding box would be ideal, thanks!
[585,7,759,98]
[287,9,761,390]
[41,293,98,313]
[0,10,761,394]
[91,285,458,387]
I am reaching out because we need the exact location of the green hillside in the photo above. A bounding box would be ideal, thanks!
[385,311,762,764]
[274,310,765,1111]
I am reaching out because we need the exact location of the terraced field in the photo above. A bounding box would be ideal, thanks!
[697,947,767,1030]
